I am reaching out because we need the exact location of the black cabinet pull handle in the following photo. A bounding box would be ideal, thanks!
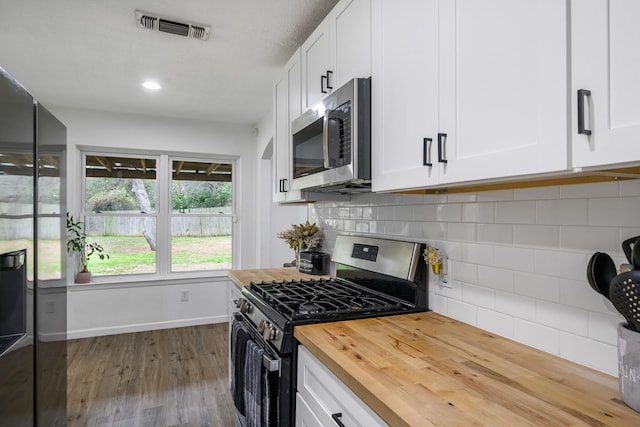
[278,179,288,193]
[326,70,333,90]
[423,137,433,167]
[331,412,346,427]
[437,133,448,163]
[577,89,592,135]
[321,75,328,94]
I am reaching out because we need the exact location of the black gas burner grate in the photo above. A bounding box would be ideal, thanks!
[248,278,408,320]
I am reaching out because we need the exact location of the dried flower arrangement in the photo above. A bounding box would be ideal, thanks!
[277,220,324,252]
[423,246,443,274]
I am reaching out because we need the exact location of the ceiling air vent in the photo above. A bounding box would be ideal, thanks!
[135,10,211,41]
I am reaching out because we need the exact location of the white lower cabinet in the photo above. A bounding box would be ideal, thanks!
[296,346,389,427]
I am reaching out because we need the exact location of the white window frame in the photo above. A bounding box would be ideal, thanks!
[79,149,237,283]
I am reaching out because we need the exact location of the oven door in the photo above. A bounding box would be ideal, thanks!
[231,312,290,427]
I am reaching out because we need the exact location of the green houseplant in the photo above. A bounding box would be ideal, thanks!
[66,213,109,283]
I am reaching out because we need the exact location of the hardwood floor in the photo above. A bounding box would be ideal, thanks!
[67,323,236,427]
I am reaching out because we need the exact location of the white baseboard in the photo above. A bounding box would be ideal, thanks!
[67,315,229,339]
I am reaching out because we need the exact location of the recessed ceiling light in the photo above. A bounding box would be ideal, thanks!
[142,81,161,90]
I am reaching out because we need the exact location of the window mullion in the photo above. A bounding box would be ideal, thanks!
[156,154,171,274]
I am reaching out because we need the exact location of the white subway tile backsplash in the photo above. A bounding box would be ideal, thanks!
[560,181,619,199]
[377,206,394,220]
[412,204,436,221]
[477,308,514,339]
[493,246,535,272]
[446,299,478,326]
[560,226,619,253]
[462,243,494,266]
[446,223,476,242]
[394,204,414,220]
[355,221,369,233]
[514,272,559,303]
[536,199,589,225]
[588,312,623,346]
[423,222,446,240]
[311,179,636,375]
[462,283,494,309]
[477,189,514,202]
[431,292,448,313]
[478,224,513,244]
[514,225,560,247]
[558,332,618,376]
[558,278,614,314]
[495,291,536,321]
[495,201,536,224]
[446,193,477,203]
[477,266,514,293]
[535,300,589,336]
[462,203,495,223]
[362,206,374,219]
[349,207,363,219]
[534,250,586,281]
[513,319,559,355]
[436,203,462,222]
[514,186,560,200]
[451,260,478,284]
[589,197,640,227]
[619,179,640,196]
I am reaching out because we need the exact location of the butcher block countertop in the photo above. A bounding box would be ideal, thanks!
[227,267,330,289]
[295,312,640,427]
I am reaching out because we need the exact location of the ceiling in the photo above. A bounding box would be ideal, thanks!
[0,0,339,125]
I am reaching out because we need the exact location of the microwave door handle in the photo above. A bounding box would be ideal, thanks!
[322,109,330,168]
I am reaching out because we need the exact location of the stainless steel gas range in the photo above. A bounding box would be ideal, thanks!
[230,235,429,427]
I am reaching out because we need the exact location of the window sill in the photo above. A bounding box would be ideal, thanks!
[67,270,231,290]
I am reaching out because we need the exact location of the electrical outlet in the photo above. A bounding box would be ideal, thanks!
[180,290,189,302]
[437,256,452,288]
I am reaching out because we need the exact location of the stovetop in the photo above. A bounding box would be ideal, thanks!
[247,278,412,321]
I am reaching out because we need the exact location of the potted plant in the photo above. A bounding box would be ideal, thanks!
[66,213,109,283]
[277,220,323,266]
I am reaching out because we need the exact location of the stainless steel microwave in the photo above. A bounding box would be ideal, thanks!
[290,77,371,193]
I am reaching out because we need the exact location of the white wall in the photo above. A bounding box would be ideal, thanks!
[52,107,259,338]
[309,180,640,376]
[255,110,308,268]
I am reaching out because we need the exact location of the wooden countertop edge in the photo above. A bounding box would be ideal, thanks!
[294,312,639,427]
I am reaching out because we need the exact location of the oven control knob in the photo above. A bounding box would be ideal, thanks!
[240,301,252,314]
[235,298,245,309]
[257,319,267,333]
[263,323,277,341]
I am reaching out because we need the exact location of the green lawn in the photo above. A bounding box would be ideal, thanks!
[7,235,233,278]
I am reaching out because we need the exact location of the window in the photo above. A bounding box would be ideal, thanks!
[82,153,234,278]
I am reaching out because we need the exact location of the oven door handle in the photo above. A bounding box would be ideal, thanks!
[234,312,282,375]
[263,354,280,373]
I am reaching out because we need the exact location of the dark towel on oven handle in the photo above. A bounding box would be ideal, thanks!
[231,318,249,416]
[244,339,266,427]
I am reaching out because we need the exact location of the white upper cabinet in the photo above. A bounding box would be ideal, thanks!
[571,0,640,169]
[371,0,439,192]
[273,49,305,203]
[372,0,568,192]
[301,0,371,111]
[437,0,568,184]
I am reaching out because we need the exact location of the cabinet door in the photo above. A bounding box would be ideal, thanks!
[301,20,331,110]
[438,0,568,184]
[371,0,439,192]
[295,394,324,427]
[274,51,305,203]
[330,0,372,90]
[572,0,640,168]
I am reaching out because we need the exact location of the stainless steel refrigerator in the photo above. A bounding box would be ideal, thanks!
[0,66,67,426]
